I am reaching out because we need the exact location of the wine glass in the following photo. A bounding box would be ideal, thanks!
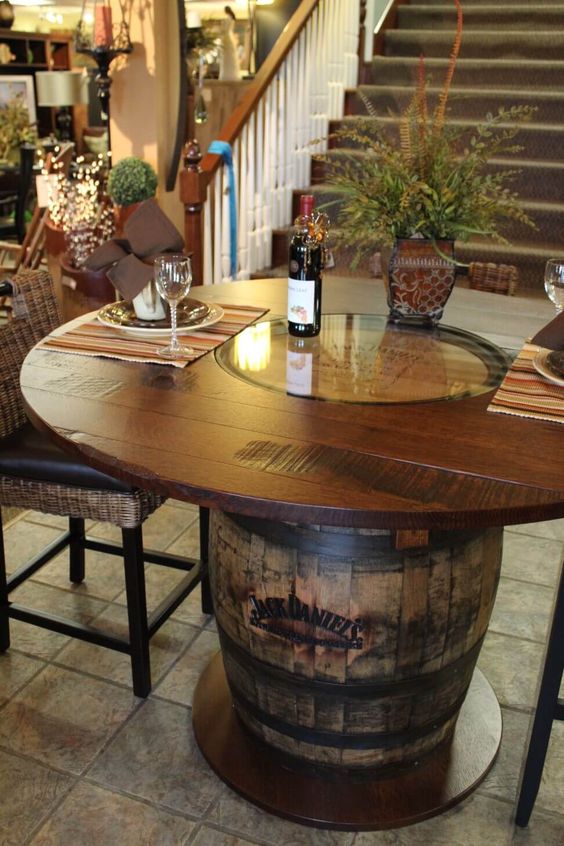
[154,254,194,359]
[544,259,564,314]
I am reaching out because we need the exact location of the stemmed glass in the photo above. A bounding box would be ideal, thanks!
[154,254,194,359]
[544,259,564,314]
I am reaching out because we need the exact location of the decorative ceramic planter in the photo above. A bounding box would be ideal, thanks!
[384,239,456,327]
[132,278,166,321]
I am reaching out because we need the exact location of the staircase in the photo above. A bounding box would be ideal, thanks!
[276,0,564,292]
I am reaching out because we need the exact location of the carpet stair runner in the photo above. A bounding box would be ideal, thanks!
[270,0,564,291]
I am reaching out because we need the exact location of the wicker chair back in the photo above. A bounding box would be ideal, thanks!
[0,269,62,439]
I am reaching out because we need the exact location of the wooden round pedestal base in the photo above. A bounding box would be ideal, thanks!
[193,654,502,831]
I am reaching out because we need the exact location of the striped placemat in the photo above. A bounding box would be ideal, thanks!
[488,343,564,425]
[39,304,269,368]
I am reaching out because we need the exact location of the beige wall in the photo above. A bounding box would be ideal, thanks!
[110,0,184,231]
[13,2,185,231]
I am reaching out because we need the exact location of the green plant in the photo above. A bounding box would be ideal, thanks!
[315,0,535,263]
[107,156,158,207]
[0,94,36,162]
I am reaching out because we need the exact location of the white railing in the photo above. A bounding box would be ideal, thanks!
[201,0,362,285]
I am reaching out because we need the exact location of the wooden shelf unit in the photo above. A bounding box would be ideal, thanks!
[0,30,72,136]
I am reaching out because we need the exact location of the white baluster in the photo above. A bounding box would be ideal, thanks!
[348,0,361,91]
[247,111,257,274]
[264,86,274,265]
[288,45,298,189]
[203,183,212,285]
[220,163,232,281]
[213,171,222,286]
[277,72,287,224]
[255,98,266,272]
[283,62,293,218]
[238,129,248,279]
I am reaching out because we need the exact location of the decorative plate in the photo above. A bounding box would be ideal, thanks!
[98,300,225,337]
[533,350,564,387]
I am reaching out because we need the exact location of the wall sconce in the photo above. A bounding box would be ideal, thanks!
[74,1,133,165]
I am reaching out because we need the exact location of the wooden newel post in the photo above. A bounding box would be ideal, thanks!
[179,139,207,286]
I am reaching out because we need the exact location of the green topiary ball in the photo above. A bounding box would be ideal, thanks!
[107,157,158,207]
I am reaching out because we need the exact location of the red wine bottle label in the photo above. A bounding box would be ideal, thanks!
[288,277,315,325]
[286,348,313,396]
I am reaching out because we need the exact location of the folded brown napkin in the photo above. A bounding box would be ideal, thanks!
[86,239,130,270]
[125,198,184,258]
[107,253,154,293]
[531,312,564,350]
[84,199,185,301]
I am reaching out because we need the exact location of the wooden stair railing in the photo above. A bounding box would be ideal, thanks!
[180,0,368,285]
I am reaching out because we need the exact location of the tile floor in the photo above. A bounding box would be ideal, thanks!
[0,501,562,845]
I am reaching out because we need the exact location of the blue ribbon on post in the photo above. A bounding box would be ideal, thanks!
[208,140,237,279]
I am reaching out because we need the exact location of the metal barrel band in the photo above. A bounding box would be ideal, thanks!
[218,622,484,699]
[226,512,396,558]
[230,683,469,750]
[224,512,484,560]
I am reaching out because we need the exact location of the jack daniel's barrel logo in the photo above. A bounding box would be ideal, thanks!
[248,593,364,650]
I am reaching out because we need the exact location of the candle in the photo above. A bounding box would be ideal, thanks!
[94,3,113,47]
[187,11,202,29]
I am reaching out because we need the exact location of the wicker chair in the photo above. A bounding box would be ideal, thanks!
[467,262,519,296]
[0,269,202,697]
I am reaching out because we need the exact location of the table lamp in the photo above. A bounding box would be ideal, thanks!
[35,70,89,141]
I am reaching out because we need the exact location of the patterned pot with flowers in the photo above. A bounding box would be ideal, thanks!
[318,0,535,327]
[385,239,455,326]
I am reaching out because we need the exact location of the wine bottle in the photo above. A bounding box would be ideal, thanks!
[287,194,323,338]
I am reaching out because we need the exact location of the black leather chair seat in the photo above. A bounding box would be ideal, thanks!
[0,423,133,493]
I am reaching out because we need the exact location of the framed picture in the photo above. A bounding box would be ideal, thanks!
[0,75,36,124]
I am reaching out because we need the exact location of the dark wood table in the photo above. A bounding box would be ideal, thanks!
[20,278,564,830]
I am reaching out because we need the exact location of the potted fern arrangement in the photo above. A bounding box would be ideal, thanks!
[318,0,535,325]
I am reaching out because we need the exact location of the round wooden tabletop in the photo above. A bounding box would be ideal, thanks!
[20,277,564,530]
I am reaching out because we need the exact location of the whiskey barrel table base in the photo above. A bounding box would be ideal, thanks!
[195,510,504,829]
[193,654,501,830]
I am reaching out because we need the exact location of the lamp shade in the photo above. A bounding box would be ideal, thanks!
[35,71,89,107]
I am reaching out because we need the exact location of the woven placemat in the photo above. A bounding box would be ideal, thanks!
[488,342,564,425]
[39,304,268,369]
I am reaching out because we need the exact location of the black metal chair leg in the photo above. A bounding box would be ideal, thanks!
[122,526,151,698]
[515,564,564,827]
[199,506,213,615]
[69,517,86,584]
[0,509,9,651]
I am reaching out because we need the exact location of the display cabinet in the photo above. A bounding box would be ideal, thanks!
[0,31,72,136]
